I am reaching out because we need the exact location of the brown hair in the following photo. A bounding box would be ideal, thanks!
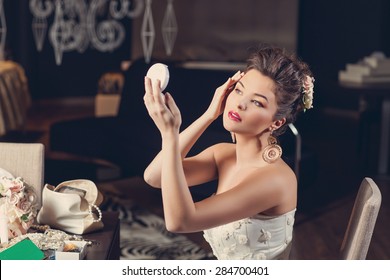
[246,45,313,136]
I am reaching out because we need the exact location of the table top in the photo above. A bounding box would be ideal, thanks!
[339,81,390,92]
[83,211,120,260]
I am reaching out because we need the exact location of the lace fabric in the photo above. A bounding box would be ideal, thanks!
[203,209,296,260]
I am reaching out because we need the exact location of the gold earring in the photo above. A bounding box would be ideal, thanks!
[231,132,236,143]
[262,133,282,164]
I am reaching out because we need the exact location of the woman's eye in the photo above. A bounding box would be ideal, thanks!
[235,89,242,95]
[252,100,263,107]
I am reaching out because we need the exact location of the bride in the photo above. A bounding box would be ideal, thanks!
[142,45,314,260]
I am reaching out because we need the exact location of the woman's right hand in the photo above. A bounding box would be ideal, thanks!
[144,77,182,137]
[204,70,244,121]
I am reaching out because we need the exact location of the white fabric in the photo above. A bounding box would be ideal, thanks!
[37,180,104,235]
[203,209,296,260]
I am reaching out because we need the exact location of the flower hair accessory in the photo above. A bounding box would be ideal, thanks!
[302,75,315,111]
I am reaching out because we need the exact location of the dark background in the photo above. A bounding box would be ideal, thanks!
[3,0,132,99]
[298,0,390,110]
[2,0,390,110]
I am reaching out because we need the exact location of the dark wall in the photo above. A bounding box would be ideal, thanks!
[4,0,132,100]
[4,0,389,105]
[130,0,299,62]
[298,0,390,110]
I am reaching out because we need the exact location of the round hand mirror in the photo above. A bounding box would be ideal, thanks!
[146,63,170,92]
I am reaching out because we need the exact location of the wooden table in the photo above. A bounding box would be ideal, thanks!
[340,81,390,175]
[83,211,120,260]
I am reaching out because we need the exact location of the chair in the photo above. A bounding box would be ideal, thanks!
[340,177,382,260]
[0,142,44,208]
[279,123,318,190]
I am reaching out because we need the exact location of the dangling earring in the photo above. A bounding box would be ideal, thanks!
[231,132,236,143]
[262,132,282,164]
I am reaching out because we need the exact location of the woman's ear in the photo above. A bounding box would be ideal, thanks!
[271,118,286,131]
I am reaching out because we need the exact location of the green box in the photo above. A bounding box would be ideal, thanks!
[0,238,44,260]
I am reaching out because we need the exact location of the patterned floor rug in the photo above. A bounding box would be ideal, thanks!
[101,195,215,260]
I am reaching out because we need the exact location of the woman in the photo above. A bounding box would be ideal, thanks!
[143,45,314,260]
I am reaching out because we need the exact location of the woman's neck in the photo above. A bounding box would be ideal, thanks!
[234,135,268,168]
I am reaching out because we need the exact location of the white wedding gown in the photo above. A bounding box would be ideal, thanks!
[203,209,296,260]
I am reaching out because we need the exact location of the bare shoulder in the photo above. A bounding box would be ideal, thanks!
[261,160,297,190]
[212,142,235,154]
[212,142,236,152]
[211,142,236,162]
[255,160,297,213]
[238,160,297,204]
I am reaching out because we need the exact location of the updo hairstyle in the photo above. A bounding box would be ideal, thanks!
[246,45,313,136]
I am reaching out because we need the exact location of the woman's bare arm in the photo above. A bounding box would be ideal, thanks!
[143,71,243,188]
[143,112,216,188]
[162,143,295,233]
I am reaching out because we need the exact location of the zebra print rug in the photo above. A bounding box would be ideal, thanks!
[101,196,215,260]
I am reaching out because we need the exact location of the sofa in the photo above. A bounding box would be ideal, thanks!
[49,58,316,199]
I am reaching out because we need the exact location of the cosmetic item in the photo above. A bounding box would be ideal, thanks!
[146,63,170,91]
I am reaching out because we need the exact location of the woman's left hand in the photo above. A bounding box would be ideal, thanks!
[143,77,182,137]
[204,70,244,121]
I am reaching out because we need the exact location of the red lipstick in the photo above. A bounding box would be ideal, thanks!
[228,111,241,122]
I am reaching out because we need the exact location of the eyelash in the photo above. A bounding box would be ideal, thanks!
[252,100,263,107]
[235,89,263,108]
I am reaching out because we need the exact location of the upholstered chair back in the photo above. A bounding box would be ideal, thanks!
[340,177,382,260]
[0,142,44,208]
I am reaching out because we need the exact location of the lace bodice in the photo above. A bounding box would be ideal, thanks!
[203,209,296,260]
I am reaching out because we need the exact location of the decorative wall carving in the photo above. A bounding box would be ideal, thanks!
[30,0,144,65]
